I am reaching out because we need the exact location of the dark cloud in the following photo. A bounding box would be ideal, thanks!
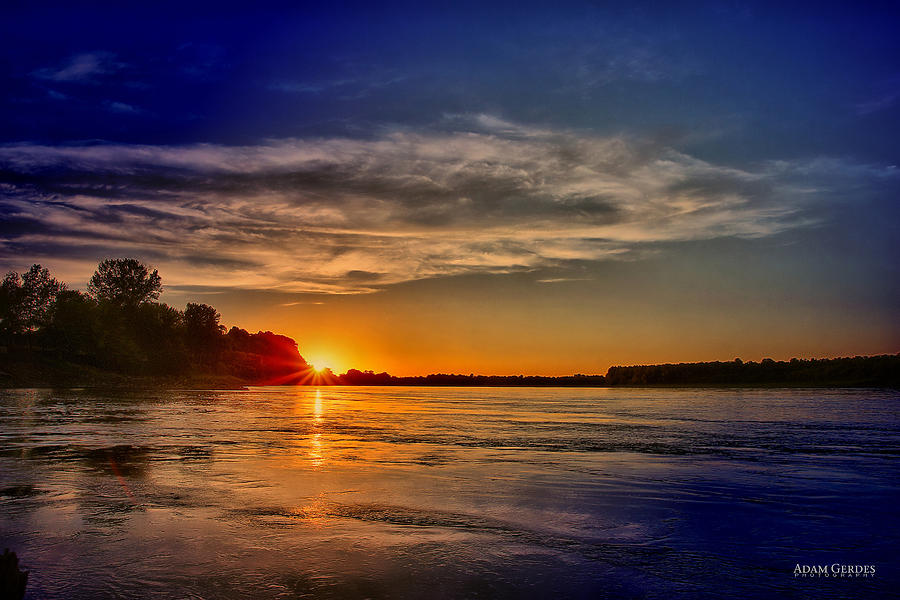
[0,213,46,236]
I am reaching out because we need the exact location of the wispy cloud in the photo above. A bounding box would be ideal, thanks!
[856,74,900,115]
[32,51,125,83]
[536,277,594,284]
[104,101,144,115]
[0,116,891,293]
[268,79,356,94]
[517,26,700,97]
[268,72,406,99]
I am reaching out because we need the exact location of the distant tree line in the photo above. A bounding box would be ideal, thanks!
[337,356,898,387]
[0,259,310,384]
[336,370,608,386]
[604,356,900,387]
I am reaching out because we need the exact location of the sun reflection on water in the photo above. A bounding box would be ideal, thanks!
[310,388,324,468]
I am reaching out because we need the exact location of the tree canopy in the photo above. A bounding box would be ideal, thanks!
[0,264,66,335]
[1,259,310,384]
[87,258,162,308]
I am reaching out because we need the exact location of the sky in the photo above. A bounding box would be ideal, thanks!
[1,1,898,375]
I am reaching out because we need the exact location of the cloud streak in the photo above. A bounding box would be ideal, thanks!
[31,51,125,83]
[0,117,889,293]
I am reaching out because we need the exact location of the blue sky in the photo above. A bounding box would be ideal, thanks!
[4,2,899,156]
[1,1,898,373]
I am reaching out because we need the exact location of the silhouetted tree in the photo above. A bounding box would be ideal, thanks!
[0,272,25,338]
[92,300,144,373]
[244,331,307,380]
[184,303,223,338]
[42,290,100,359]
[130,302,188,374]
[2,259,324,382]
[221,327,309,381]
[0,265,66,336]
[20,265,66,332]
[87,258,162,308]
[184,303,224,367]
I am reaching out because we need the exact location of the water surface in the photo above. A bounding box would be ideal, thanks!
[1,387,897,598]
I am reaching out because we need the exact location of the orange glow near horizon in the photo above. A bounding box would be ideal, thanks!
[253,364,339,386]
[303,350,344,375]
[171,270,899,379]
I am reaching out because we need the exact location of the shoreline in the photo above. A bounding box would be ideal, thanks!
[3,353,897,390]
[2,380,896,391]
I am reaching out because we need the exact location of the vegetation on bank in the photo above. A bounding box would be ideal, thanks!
[1,259,897,388]
[337,355,899,388]
[1,260,312,387]
[604,356,900,388]
[338,371,608,387]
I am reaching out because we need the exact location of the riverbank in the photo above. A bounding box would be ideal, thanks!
[2,354,897,390]
[0,356,248,390]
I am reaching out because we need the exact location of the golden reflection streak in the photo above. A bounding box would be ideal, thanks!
[291,494,330,529]
[309,389,324,468]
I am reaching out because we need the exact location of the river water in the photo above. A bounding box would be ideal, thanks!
[0,386,897,599]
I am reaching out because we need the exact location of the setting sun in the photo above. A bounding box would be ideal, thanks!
[306,354,337,373]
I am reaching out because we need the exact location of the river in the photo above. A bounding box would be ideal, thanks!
[1,386,897,598]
